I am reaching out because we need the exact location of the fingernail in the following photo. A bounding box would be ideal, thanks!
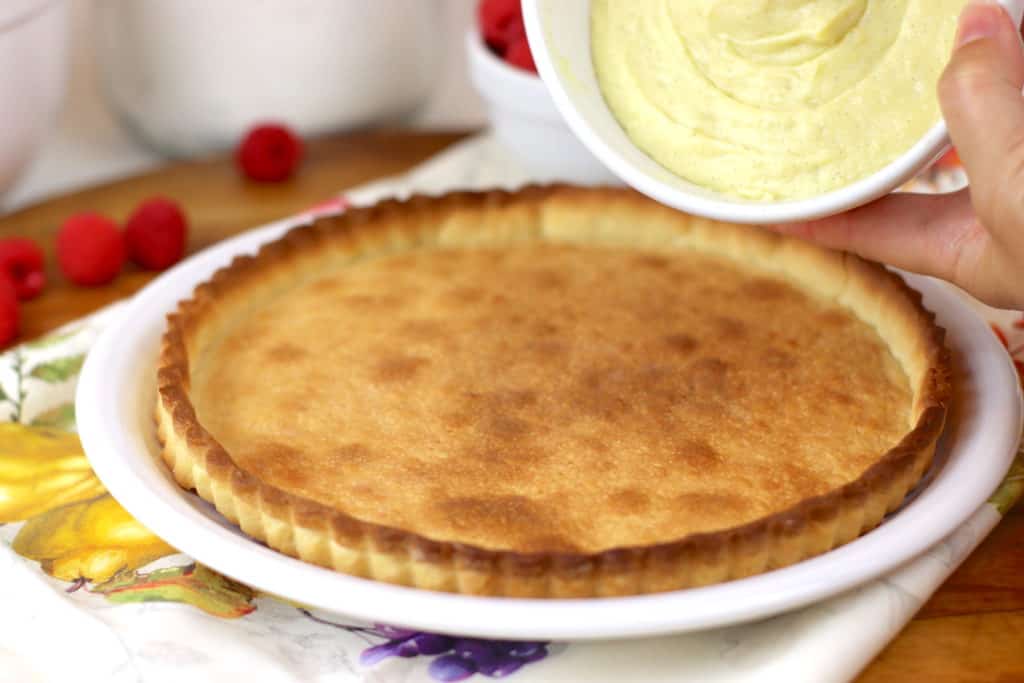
[956,1,1005,48]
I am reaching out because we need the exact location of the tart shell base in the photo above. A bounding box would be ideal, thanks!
[156,186,951,597]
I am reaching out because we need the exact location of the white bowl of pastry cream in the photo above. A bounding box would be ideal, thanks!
[522,0,1024,225]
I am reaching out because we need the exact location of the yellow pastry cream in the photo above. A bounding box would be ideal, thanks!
[591,0,964,200]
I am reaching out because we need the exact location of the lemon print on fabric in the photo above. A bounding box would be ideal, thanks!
[0,422,176,582]
[0,423,105,521]
[12,493,176,582]
[990,451,1024,516]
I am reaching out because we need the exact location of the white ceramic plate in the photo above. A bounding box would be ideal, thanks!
[77,216,1022,641]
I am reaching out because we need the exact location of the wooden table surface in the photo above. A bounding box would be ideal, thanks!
[1,129,1020,682]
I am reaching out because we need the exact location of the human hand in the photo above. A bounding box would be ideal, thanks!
[771,1,1024,310]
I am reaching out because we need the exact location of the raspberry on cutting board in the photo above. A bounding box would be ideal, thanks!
[124,197,188,270]
[236,124,304,182]
[0,238,46,300]
[56,213,126,287]
[0,276,19,346]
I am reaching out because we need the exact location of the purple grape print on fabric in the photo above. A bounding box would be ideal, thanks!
[357,625,549,680]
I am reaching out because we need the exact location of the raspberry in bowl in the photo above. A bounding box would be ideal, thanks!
[467,0,616,185]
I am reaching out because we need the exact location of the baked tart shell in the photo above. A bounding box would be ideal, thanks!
[156,186,951,597]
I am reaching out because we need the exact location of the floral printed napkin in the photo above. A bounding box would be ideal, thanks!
[0,135,1021,683]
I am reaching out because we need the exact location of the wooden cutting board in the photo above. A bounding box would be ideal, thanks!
[0,128,1019,683]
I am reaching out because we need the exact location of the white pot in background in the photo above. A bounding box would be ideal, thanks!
[96,0,444,157]
[0,0,69,199]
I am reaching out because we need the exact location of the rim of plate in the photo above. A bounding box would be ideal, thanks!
[76,216,1022,641]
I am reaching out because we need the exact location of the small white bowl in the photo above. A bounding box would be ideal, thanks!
[465,29,618,185]
[523,0,1024,224]
[0,0,68,198]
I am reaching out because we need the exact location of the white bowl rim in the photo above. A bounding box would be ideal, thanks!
[522,0,1024,224]
[465,28,562,121]
[466,27,544,93]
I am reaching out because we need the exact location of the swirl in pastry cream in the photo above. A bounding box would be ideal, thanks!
[592,0,964,200]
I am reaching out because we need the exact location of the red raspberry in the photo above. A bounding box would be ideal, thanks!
[0,238,46,300]
[479,0,521,53]
[124,197,188,270]
[505,37,537,73]
[500,14,526,52]
[56,213,125,287]
[935,148,961,169]
[236,124,303,182]
[0,276,19,346]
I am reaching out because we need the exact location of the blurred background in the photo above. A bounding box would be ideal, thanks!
[0,0,486,213]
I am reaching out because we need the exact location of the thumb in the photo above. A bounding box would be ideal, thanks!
[938,1,1024,241]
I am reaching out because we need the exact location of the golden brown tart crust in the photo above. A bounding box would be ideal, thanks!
[156,186,951,597]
